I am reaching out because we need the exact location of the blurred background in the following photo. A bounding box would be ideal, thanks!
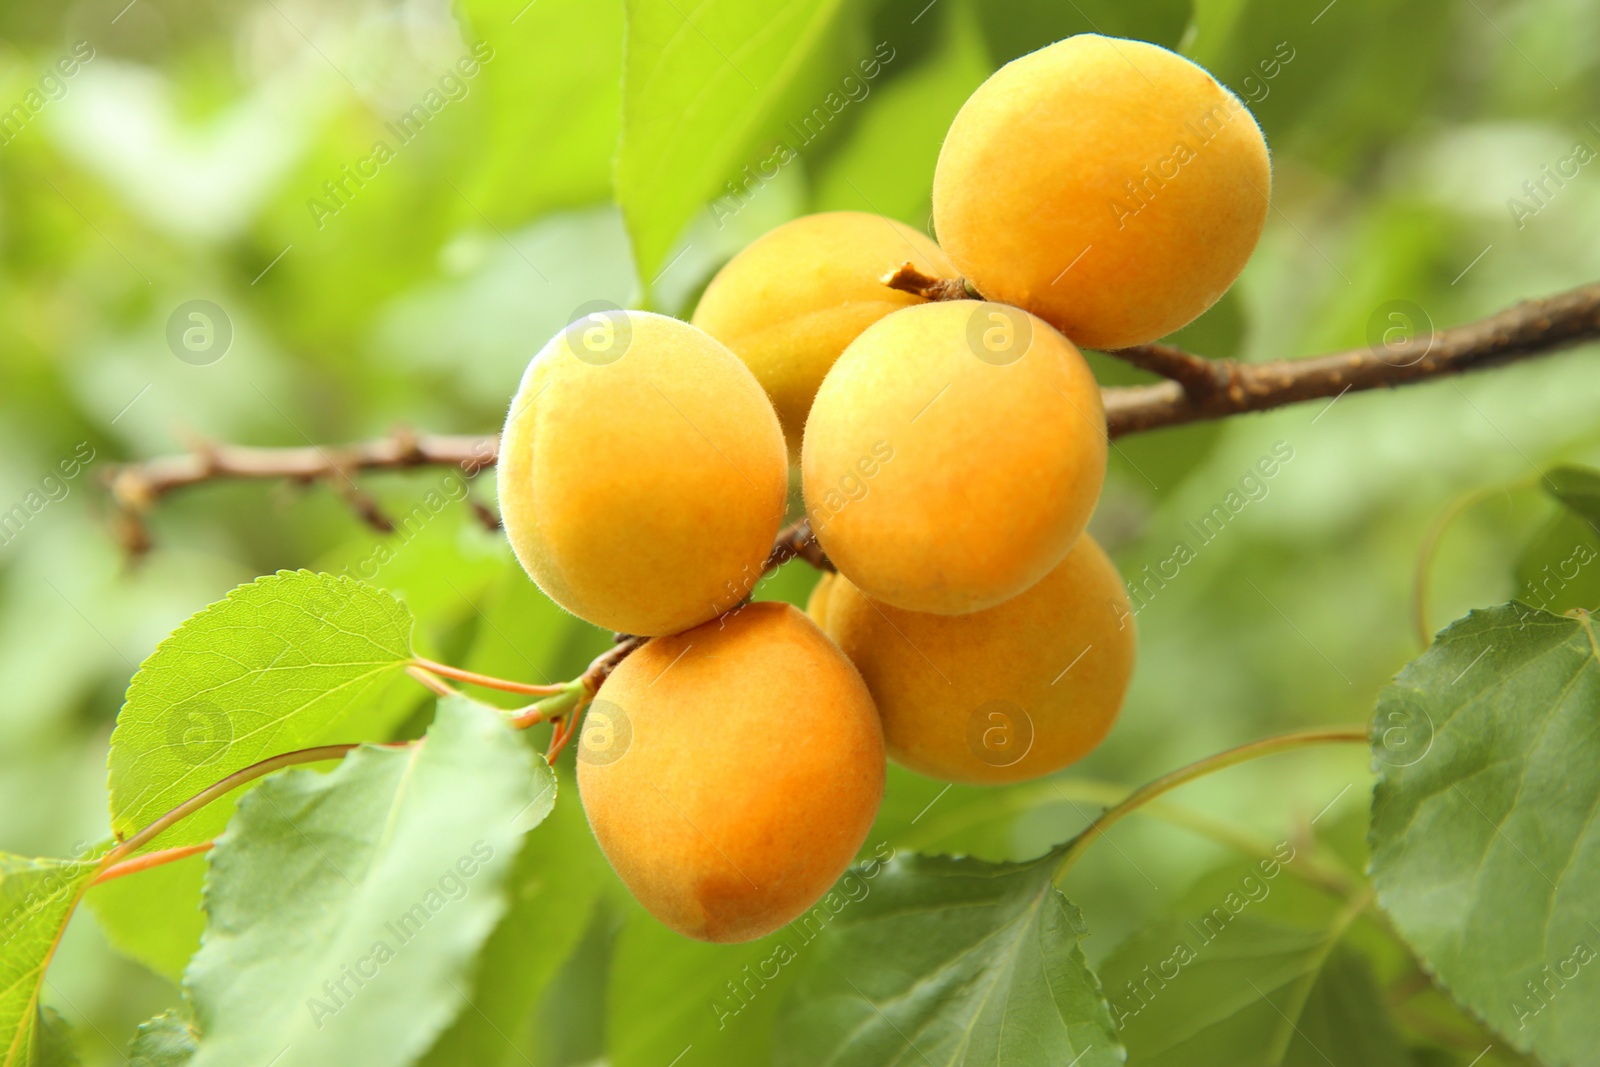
[1,0,1598,1062]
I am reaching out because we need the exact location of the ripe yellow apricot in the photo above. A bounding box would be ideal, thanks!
[692,211,955,456]
[802,299,1106,615]
[577,601,884,943]
[818,535,1135,784]
[932,34,1270,350]
[805,571,835,628]
[498,311,787,636]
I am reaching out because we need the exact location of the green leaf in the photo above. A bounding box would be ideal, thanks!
[418,772,604,1067]
[108,571,416,850]
[0,855,99,1067]
[86,858,206,985]
[536,901,620,1065]
[615,0,863,280]
[128,1011,198,1066]
[1192,0,1454,174]
[1544,464,1600,529]
[460,563,596,706]
[183,696,550,1067]
[1181,0,1254,67]
[457,0,624,223]
[777,849,1120,1067]
[812,0,990,227]
[974,0,1190,66]
[34,1008,80,1067]
[1282,947,1413,1066]
[1514,508,1600,619]
[608,907,799,1067]
[1370,604,1600,1067]
[1101,911,1410,1065]
[315,512,507,662]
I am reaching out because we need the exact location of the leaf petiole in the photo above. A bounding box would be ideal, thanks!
[509,679,589,730]
[102,740,414,867]
[1052,725,1368,885]
[410,657,570,695]
[93,841,215,885]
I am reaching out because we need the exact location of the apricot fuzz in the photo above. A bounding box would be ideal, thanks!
[498,311,787,637]
[814,535,1135,784]
[577,602,884,942]
[933,34,1270,350]
[693,211,955,457]
[802,299,1106,615]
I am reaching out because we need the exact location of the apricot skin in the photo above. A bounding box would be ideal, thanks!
[497,311,787,637]
[817,536,1135,785]
[805,571,835,628]
[801,299,1106,615]
[932,34,1270,350]
[692,211,955,456]
[577,602,884,943]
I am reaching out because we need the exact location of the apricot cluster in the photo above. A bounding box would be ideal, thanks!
[497,35,1266,942]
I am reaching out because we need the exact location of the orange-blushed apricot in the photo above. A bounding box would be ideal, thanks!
[802,299,1105,615]
[498,310,787,636]
[692,211,955,457]
[819,535,1135,784]
[933,34,1270,350]
[805,571,836,628]
[577,601,884,942]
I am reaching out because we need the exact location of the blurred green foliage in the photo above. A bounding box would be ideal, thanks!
[1,0,1598,1062]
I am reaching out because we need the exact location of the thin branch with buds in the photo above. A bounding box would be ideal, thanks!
[98,280,1600,554]
[1101,281,1600,435]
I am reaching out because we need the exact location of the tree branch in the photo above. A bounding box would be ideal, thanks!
[1102,281,1600,435]
[99,281,1600,553]
[104,428,495,515]
[766,518,832,572]
[1100,342,1228,399]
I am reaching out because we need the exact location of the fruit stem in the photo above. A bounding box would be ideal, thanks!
[410,657,570,695]
[766,518,832,572]
[583,634,649,691]
[1051,726,1368,885]
[93,842,214,885]
[880,262,970,302]
[545,703,584,762]
[510,680,588,729]
[526,635,652,760]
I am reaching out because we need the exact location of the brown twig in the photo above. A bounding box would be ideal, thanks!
[103,429,496,538]
[766,518,833,572]
[97,282,1600,539]
[467,497,503,531]
[1102,281,1600,436]
[1102,342,1231,398]
[582,635,649,693]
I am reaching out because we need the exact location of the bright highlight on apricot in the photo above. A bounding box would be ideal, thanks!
[692,211,955,456]
[932,34,1270,350]
[498,311,787,637]
[802,299,1106,615]
[577,602,884,943]
[814,535,1135,784]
